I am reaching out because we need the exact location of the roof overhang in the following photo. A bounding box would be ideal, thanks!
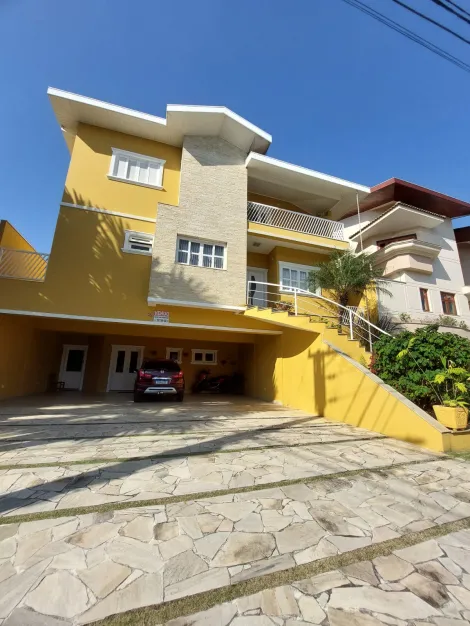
[48,88,272,155]
[246,153,370,216]
[343,178,470,220]
[455,225,470,244]
[351,204,444,242]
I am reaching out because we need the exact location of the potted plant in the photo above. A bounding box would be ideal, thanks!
[432,358,469,430]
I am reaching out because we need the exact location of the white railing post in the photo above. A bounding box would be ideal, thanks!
[294,289,298,315]
[349,308,354,340]
[368,323,373,352]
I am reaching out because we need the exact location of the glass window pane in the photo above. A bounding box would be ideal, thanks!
[300,271,308,290]
[203,255,212,267]
[203,244,213,255]
[190,253,199,265]
[214,256,223,269]
[282,267,290,287]
[214,245,224,257]
[128,160,139,181]
[205,352,214,362]
[129,351,139,373]
[115,350,125,373]
[148,164,159,186]
[66,349,84,372]
[190,242,200,253]
[179,239,189,251]
[115,156,128,178]
[138,162,148,183]
[177,250,188,264]
[168,351,179,362]
[194,352,203,362]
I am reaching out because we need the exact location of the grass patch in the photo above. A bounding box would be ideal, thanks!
[450,451,470,462]
[93,515,470,625]
[0,457,432,526]
[0,435,388,470]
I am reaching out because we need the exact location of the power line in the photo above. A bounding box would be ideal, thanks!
[438,0,470,20]
[390,0,470,45]
[338,0,470,73]
[429,0,470,24]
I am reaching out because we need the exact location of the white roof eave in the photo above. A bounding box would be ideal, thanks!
[48,87,272,154]
[246,152,370,199]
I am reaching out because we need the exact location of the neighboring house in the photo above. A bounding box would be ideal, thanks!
[339,179,470,327]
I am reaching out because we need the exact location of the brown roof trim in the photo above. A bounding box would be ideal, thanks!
[455,225,470,244]
[342,178,470,220]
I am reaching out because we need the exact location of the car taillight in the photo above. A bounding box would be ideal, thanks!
[172,371,183,380]
[138,370,152,380]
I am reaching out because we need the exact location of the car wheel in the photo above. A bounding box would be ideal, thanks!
[176,393,184,402]
[134,393,144,403]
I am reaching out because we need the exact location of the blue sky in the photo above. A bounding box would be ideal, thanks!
[1,0,470,250]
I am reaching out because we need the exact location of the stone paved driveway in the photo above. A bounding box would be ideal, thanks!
[0,394,469,625]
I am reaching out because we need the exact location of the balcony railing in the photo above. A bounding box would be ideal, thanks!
[0,247,49,282]
[247,201,345,241]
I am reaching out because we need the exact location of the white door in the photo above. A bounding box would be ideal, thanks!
[108,346,143,391]
[247,268,268,307]
[59,345,88,390]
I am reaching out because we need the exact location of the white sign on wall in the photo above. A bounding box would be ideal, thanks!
[153,310,169,324]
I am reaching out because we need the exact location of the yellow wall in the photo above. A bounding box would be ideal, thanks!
[0,315,61,399]
[0,221,35,251]
[247,224,349,252]
[63,124,181,218]
[247,252,269,269]
[245,326,449,452]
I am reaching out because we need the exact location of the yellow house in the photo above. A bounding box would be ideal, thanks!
[0,88,458,453]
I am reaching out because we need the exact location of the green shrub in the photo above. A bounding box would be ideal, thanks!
[372,325,470,411]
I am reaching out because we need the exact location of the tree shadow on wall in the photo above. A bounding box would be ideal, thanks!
[62,189,213,313]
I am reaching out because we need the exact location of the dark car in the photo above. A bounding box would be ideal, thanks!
[134,359,184,403]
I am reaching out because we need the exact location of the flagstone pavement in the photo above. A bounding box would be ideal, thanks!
[0,394,468,625]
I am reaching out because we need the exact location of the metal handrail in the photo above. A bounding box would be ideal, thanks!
[0,247,49,282]
[246,280,390,351]
[247,201,345,241]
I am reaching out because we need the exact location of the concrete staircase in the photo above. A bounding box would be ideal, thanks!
[244,306,369,363]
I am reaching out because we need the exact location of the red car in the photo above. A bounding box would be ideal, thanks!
[134,359,185,402]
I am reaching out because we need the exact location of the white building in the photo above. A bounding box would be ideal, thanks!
[338,178,470,327]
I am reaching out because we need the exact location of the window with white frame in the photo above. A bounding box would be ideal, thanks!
[109,148,165,189]
[191,349,218,365]
[123,230,154,255]
[279,262,319,293]
[166,347,183,364]
[176,237,226,270]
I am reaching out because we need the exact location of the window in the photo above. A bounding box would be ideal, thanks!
[279,262,319,293]
[109,148,165,189]
[377,234,417,249]
[176,237,226,270]
[166,347,183,364]
[191,349,218,365]
[420,288,430,312]
[123,230,154,255]
[441,292,457,315]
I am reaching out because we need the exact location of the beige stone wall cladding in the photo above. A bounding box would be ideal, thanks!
[149,136,248,307]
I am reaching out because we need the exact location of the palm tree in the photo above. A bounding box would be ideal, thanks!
[309,250,391,322]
